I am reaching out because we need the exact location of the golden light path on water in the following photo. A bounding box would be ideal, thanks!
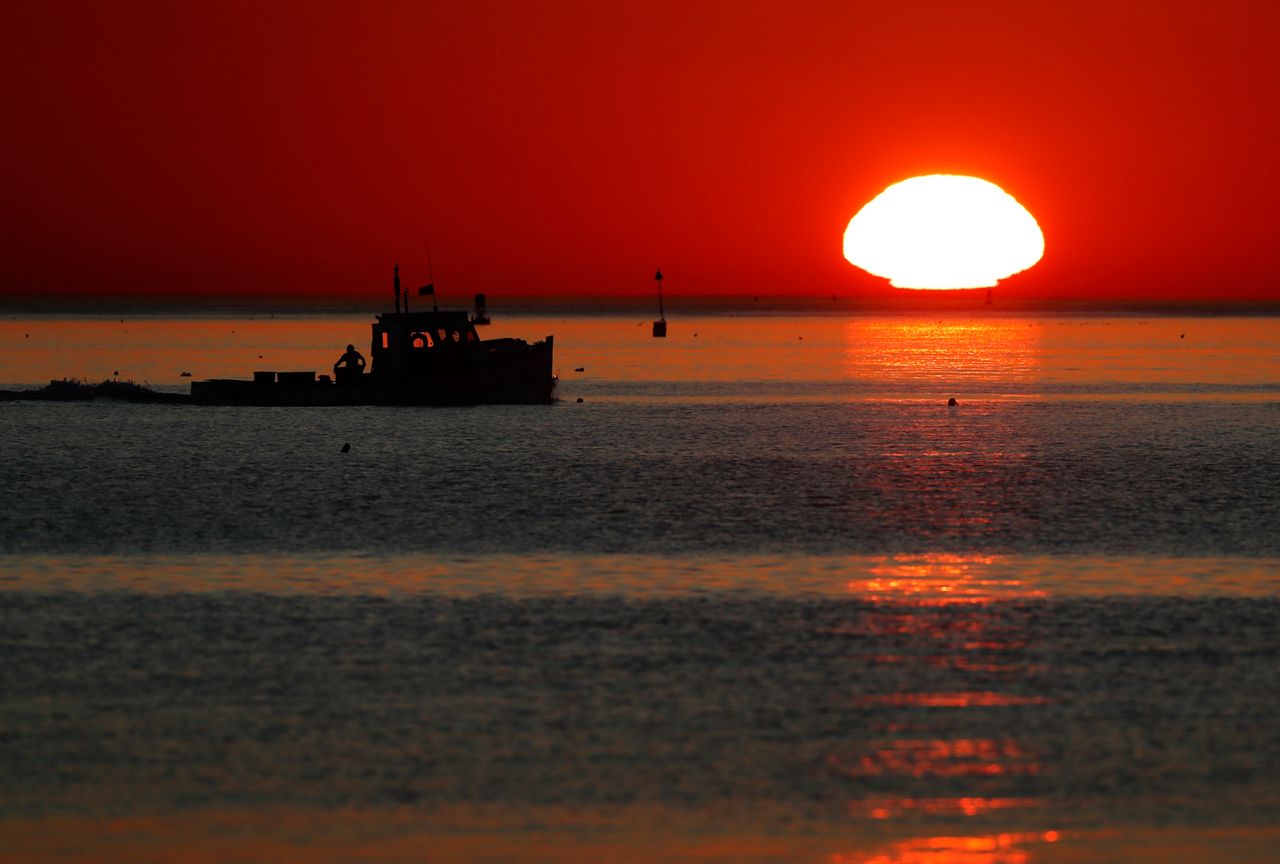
[4,315,1279,400]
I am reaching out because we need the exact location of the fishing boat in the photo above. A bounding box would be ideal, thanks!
[190,268,555,405]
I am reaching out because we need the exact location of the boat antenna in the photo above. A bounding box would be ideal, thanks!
[394,263,401,314]
[426,234,439,313]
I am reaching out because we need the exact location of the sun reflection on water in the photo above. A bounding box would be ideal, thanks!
[836,554,1054,846]
[850,554,1047,603]
[844,319,1042,392]
[835,829,1061,864]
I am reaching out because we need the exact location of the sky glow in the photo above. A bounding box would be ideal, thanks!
[1,3,1277,301]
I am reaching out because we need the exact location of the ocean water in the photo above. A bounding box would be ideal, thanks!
[1,312,1279,862]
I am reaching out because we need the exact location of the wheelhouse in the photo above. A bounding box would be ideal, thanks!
[370,310,480,377]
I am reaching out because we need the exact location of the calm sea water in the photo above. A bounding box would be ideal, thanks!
[1,312,1278,862]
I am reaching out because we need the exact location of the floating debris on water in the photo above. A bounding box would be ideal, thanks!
[0,379,186,403]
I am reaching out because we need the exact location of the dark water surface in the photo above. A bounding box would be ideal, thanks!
[2,314,1279,861]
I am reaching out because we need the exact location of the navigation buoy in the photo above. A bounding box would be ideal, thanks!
[652,269,667,338]
[948,397,958,406]
[341,442,351,453]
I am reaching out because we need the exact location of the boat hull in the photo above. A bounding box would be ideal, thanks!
[191,338,555,406]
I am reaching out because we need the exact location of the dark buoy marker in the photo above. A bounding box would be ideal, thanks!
[576,397,584,403]
[948,397,958,406]
[472,293,490,325]
[341,442,351,453]
[652,269,667,337]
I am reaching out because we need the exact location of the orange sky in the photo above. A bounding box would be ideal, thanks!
[2,1,1278,303]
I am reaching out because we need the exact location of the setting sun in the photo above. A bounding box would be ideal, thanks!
[843,175,1045,289]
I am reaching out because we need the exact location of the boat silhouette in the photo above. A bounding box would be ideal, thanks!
[191,269,554,405]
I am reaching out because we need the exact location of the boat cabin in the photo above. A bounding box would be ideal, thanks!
[369,310,481,378]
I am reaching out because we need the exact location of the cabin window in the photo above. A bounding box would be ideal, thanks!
[410,331,433,349]
[381,332,389,349]
[438,329,448,342]
[452,330,461,342]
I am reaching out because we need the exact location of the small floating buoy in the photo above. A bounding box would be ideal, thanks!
[574,367,584,372]
[113,370,119,377]
[576,397,584,403]
[1180,333,1186,339]
[25,333,29,338]
[180,371,191,377]
[947,397,958,406]
[258,354,263,359]
[341,442,351,453]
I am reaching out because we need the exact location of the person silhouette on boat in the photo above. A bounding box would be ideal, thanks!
[333,344,366,383]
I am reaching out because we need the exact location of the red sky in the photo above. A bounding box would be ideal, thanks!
[3,0,1279,303]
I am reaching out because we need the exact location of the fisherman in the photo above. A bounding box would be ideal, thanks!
[333,344,366,383]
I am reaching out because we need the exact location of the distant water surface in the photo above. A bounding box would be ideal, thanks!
[1,312,1278,862]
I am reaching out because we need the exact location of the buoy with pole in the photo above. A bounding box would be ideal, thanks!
[472,293,490,325]
[652,269,667,338]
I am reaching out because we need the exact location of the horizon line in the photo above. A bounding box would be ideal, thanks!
[4,292,1280,317]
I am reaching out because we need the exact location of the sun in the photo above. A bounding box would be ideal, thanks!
[843,175,1044,289]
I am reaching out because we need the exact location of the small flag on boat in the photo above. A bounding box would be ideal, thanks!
[419,284,434,295]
